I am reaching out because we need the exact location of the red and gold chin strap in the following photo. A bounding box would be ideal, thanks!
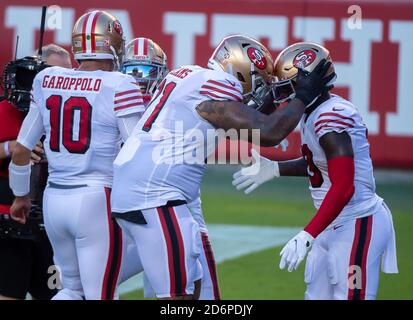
[304,156,355,238]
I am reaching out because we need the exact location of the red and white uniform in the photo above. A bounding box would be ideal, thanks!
[300,94,398,300]
[188,194,221,300]
[112,65,241,298]
[301,95,381,226]
[112,65,243,211]
[117,79,221,299]
[18,67,144,187]
[17,66,145,299]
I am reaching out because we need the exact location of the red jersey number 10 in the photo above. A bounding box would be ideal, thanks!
[46,95,92,154]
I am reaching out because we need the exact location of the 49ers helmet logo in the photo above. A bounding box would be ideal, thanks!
[247,47,267,70]
[293,49,316,68]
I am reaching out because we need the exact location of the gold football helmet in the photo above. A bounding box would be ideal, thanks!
[122,37,168,104]
[208,35,274,107]
[273,42,335,103]
[72,10,125,69]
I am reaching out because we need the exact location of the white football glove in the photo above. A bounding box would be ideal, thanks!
[279,230,314,272]
[274,139,289,152]
[232,149,280,194]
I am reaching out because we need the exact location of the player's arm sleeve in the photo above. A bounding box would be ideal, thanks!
[16,84,45,150]
[304,156,355,238]
[198,74,243,102]
[114,75,146,118]
[117,112,143,141]
[314,105,356,140]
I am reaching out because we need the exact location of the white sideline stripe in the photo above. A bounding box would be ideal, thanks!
[118,224,300,295]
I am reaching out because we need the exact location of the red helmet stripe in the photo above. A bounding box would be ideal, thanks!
[137,38,144,56]
[81,13,91,53]
[133,39,139,55]
[90,11,102,53]
[143,38,148,56]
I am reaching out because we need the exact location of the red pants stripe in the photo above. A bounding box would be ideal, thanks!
[348,215,373,300]
[101,187,123,300]
[201,232,221,300]
[158,206,187,297]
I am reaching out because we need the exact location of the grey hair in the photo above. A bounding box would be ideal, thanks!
[39,44,70,61]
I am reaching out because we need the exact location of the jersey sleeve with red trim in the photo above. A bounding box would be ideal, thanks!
[114,74,145,117]
[198,70,243,102]
[314,103,356,139]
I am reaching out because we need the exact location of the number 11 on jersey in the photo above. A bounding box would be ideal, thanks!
[142,80,177,132]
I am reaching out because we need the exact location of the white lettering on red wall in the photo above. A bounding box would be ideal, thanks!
[1,0,412,167]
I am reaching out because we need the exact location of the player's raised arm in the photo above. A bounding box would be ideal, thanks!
[196,59,334,147]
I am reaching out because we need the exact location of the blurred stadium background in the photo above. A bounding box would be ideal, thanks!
[1,0,412,299]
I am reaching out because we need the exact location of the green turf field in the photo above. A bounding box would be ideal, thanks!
[122,166,413,300]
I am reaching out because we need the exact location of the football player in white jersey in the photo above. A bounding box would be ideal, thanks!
[232,42,398,299]
[111,35,334,299]
[121,37,221,299]
[8,11,145,300]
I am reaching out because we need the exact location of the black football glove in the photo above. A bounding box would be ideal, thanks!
[294,59,336,108]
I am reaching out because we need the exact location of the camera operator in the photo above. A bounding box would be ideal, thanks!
[0,44,71,300]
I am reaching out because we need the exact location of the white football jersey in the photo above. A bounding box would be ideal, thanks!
[300,94,382,227]
[30,66,144,187]
[111,65,243,212]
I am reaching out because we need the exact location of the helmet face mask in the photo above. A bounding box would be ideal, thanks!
[272,76,297,104]
[244,69,273,109]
